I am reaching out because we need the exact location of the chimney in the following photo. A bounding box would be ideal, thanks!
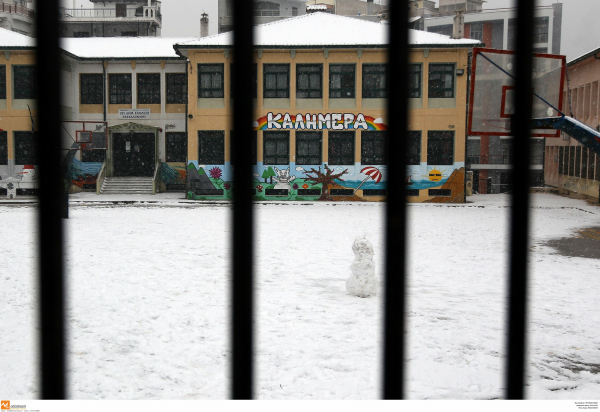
[200,12,209,38]
[453,11,464,39]
[367,0,374,16]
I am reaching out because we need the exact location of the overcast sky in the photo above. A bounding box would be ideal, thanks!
[65,0,600,61]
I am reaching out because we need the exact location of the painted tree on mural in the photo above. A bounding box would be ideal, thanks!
[262,166,276,183]
[303,164,348,201]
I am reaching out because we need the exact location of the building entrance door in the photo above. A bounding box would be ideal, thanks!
[113,133,156,177]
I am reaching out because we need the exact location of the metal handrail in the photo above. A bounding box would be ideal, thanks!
[152,161,161,195]
[61,7,160,21]
[95,161,106,195]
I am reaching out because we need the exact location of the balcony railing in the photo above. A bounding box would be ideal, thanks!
[0,2,35,19]
[60,8,162,23]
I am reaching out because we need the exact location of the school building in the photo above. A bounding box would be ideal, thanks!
[174,13,479,202]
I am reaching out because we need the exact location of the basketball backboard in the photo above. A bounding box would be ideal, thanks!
[468,48,566,138]
[62,121,108,150]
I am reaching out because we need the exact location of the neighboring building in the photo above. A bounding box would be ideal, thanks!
[545,48,600,200]
[424,3,563,194]
[0,28,37,194]
[59,0,162,38]
[308,0,388,22]
[175,13,479,203]
[0,0,34,36]
[59,37,193,192]
[218,0,307,34]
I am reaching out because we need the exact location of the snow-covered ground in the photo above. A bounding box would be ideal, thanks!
[1,194,599,399]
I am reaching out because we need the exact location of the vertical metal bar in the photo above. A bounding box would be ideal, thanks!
[506,0,536,400]
[231,0,255,400]
[35,0,67,399]
[383,0,409,400]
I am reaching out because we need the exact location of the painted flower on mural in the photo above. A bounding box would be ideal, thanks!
[224,183,231,190]
[209,167,223,180]
[302,184,309,189]
[256,185,264,193]
[292,183,299,190]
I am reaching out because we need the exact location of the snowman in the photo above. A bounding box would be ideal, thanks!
[346,235,377,298]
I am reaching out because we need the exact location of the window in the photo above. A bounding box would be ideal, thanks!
[582,147,588,179]
[533,17,549,44]
[329,64,355,99]
[121,31,138,37]
[0,131,7,165]
[264,64,289,98]
[230,63,257,98]
[166,132,187,163]
[81,149,105,163]
[409,64,422,98]
[292,7,298,16]
[428,64,455,98]
[230,131,258,165]
[166,73,187,104]
[568,146,575,176]
[328,131,354,165]
[588,151,595,181]
[363,64,387,99]
[198,64,224,98]
[531,139,544,165]
[80,74,103,105]
[467,139,481,165]
[137,73,161,104]
[407,131,421,165]
[14,131,36,165]
[558,146,564,175]
[116,3,127,17]
[427,131,454,165]
[109,74,132,104]
[470,22,483,41]
[0,65,5,99]
[74,32,90,38]
[361,131,387,165]
[263,131,289,165]
[575,146,581,178]
[507,18,517,50]
[296,64,322,99]
[296,131,322,165]
[14,66,36,99]
[198,131,225,165]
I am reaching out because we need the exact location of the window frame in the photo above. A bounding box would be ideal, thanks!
[407,131,422,165]
[166,73,188,104]
[0,131,7,165]
[409,64,422,98]
[80,73,104,105]
[296,131,322,165]
[81,149,106,163]
[328,131,355,166]
[329,64,355,99]
[361,131,387,165]
[14,131,36,165]
[263,64,290,99]
[428,63,455,99]
[427,131,455,165]
[198,130,225,165]
[137,73,161,105]
[0,65,6,100]
[13,65,36,100]
[198,64,225,99]
[108,73,132,105]
[362,64,387,99]
[296,64,323,99]
[263,131,290,165]
[166,132,188,163]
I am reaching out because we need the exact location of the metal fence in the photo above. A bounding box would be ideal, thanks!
[35,0,538,400]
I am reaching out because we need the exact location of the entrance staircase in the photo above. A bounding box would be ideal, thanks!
[100,177,154,195]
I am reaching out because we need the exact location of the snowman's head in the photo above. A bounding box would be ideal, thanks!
[352,236,374,259]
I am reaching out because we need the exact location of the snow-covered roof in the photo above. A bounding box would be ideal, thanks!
[176,13,481,50]
[568,46,600,67]
[0,28,35,49]
[60,37,195,60]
